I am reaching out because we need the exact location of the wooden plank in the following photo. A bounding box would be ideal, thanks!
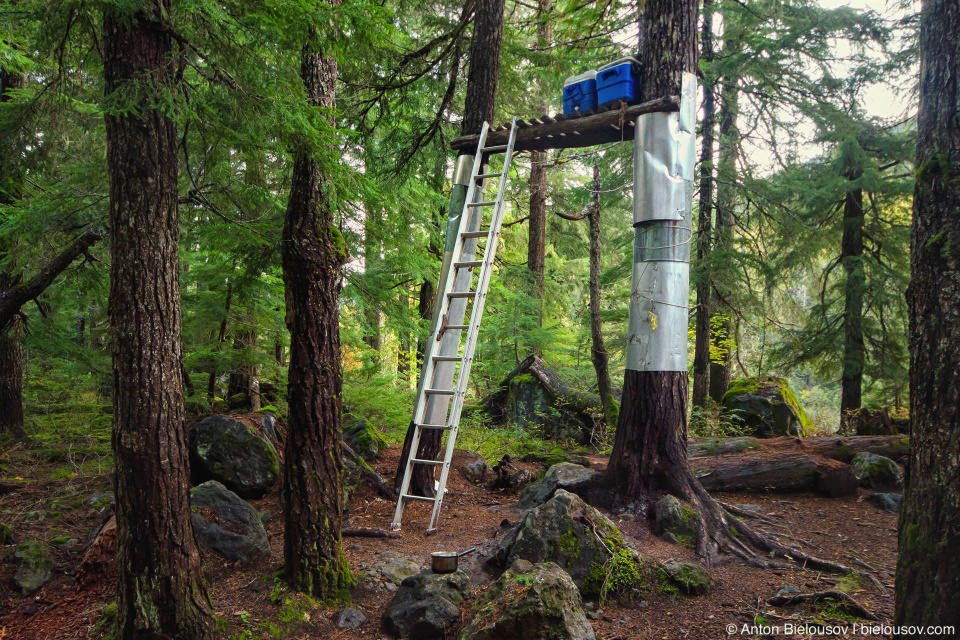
[451,96,679,153]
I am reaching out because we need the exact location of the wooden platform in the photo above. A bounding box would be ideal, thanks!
[450,95,679,154]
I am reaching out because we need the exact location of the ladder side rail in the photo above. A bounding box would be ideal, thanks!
[406,123,489,429]
[392,124,490,531]
[426,120,519,531]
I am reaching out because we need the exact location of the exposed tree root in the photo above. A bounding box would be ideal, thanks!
[667,469,851,575]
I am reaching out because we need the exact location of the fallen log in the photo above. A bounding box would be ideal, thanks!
[692,451,859,497]
[767,590,880,622]
[688,435,908,463]
[342,442,395,500]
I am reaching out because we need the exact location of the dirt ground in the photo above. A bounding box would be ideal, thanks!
[1,443,900,640]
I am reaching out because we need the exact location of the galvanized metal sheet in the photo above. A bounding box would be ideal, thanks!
[632,73,697,224]
[453,154,475,186]
[626,72,697,372]
[625,261,690,372]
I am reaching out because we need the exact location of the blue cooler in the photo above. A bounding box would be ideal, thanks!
[597,57,641,107]
[562,70,598,115]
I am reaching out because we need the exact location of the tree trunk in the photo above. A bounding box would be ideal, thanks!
[607,0,698,503]
[280,35,353,599]
[398,288,411,380]
[227,326,258,409]
[208,269,234,401]
[588,161,617,429]
[0,314,26,440]
[0,68,25,441]
[895,0,960,630]
[708,76,738,404]
[103,2,212,636]
[840,183,864,429]
[416,278,435,368]
[525,0,552,337]
[396,0,506,497]
[692,0,716,410]
[362,211,382,362]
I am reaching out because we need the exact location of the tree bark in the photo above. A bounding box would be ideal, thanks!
[708,76,738,404]
[103,1,212,636]
[588,161,617,428]
[693,0,716,410]
[396,0,507,498]
[840,183,864,429]
[280,34,353,599]
[0,312,26,439]
[526,0,552,336]
[416,278,435,368]
[895,0,960,631]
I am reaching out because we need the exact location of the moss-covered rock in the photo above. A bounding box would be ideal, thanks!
[459,560,595,640]
[190,481,271,565]
[494,490,638,596]
[0,523,13,545]
[13,541,54,594]
[188,414,279,499]
[518,463,600,511]
[720,377,813,438]
[851,452,903,491]
[342,416,387,461]
[659,560,714,595]
[653,495,699,547]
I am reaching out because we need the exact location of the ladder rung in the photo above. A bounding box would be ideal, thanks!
[424,388,455,395]
[454,261,482,269]
[461,230,489,239]
[448,291,477,299]
[466,201,496,208]
[402,494,436,502]
[444,324,469,330]
[431,355,462,362]
[483,145,508,152]
[476,172,501,179]
[411,458,445,466]
[418,424,453,430]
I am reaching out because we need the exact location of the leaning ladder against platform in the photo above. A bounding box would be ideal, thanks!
[392,119,519,533]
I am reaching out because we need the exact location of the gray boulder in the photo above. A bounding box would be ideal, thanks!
[189,414,279,499]
[518,463,599,511]
[337,607,367,628]
[342,416,387,461]
[865,492,902,513]
[660,560,714,595]
[190,481,271,565]
[851,452,903,491]
[720,377,813,438]
[495,490,636,593]
[13,541,54,594]
[459,560,595,640]
[384,569,472,639]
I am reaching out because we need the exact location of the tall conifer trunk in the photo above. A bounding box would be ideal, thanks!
[708,76,738,403]
[103,2,212,636]
[526,0,552,339]
[840,181,864,428]
[0,68,26,440]
[280,31,353,598]
[692,0,716,410]
[588,162,617,429]
[606,0,698,502]
[895,0,960,629]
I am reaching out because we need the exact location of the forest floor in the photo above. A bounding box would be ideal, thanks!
[0,442,900,640]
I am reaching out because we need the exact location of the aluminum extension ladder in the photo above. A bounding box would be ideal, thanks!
[391,119,518,533]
